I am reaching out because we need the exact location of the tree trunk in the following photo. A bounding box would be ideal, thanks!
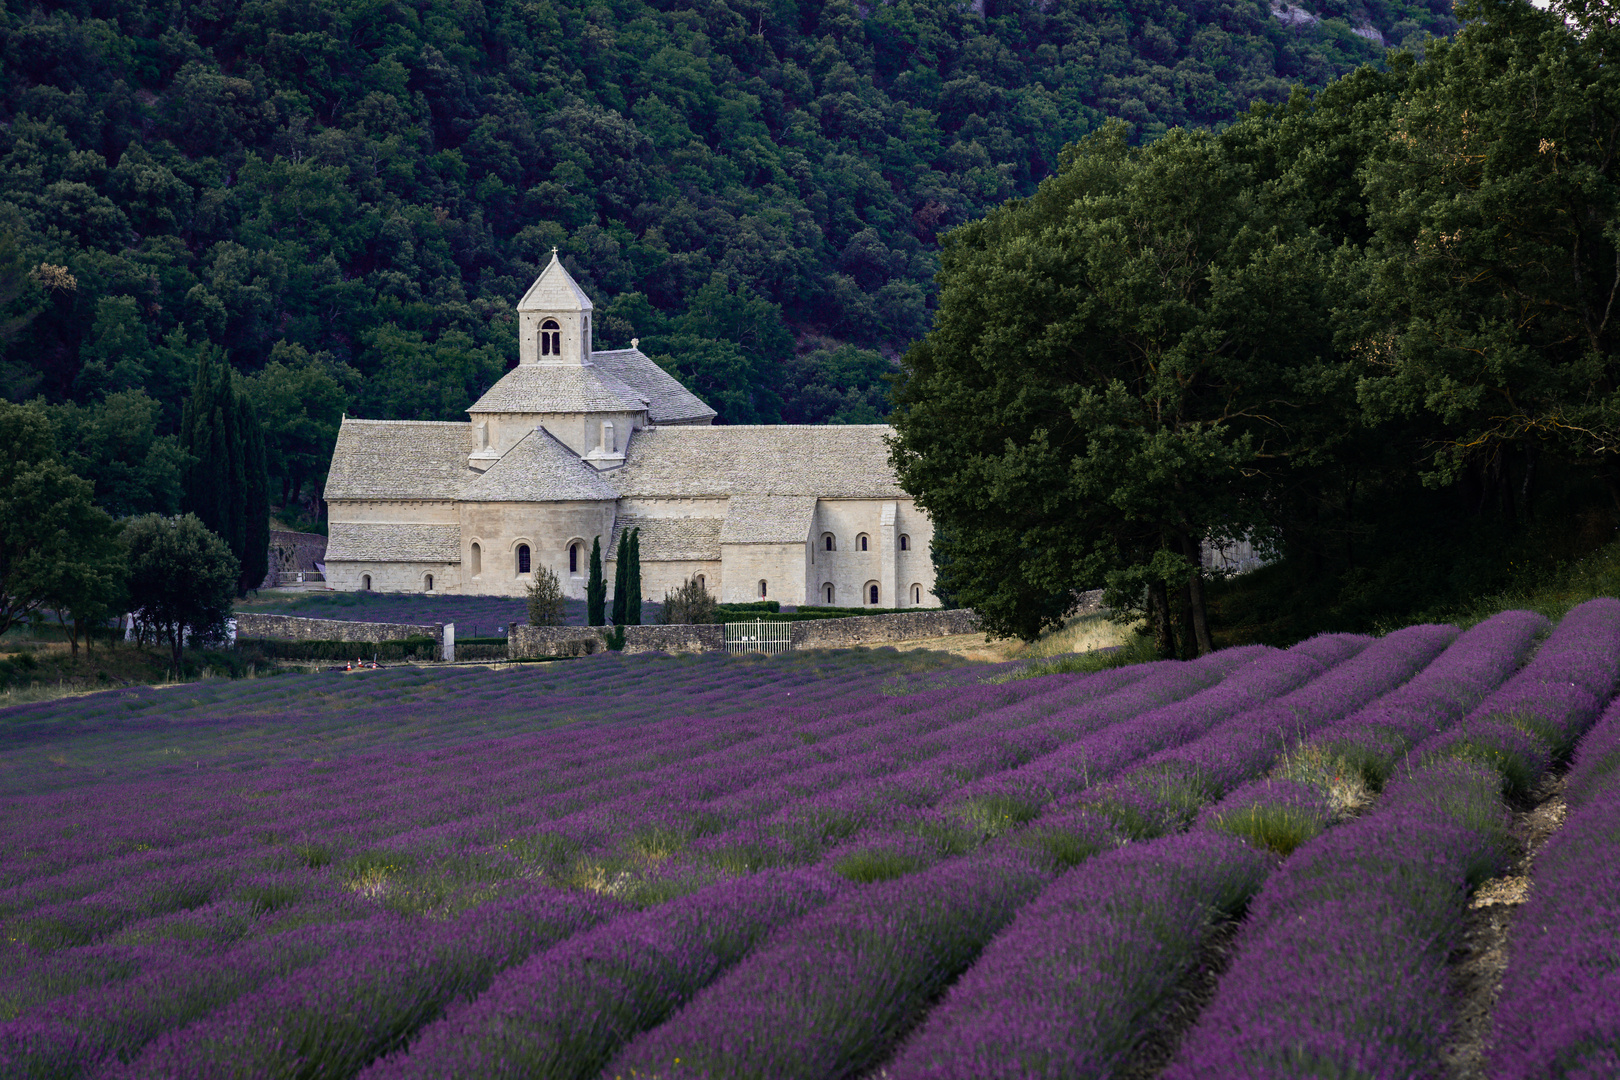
[1147,580,1176,659]
[1520,447,1538,522]
[1176,531,1216,656]
[1178,583,1197,661]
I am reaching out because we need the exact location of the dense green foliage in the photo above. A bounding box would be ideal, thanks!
[587,534,605,626]
[122,511,240,670]
[526,563,567,625]
[0,0,1453,519]
[893,0,1620,646]
[180,351,270,593]
[0,399,122,641]
[238,635,439,661]
[659,576,718,624]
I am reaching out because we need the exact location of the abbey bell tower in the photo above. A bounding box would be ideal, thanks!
[515,249,593,366]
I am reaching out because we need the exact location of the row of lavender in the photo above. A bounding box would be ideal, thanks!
[351,613,1530,1077]
[1156,600,1620,1079]
[1486,691,1620,1076]
[586,610,1564,1079]
[1,636,1335,1076]
[0,659,1210,1075]
[4,605,1614,1078]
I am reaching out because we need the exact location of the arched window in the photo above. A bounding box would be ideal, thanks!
[569,543,579,575]
[912,584,922,605]
[470,542,482,577]
[540,319,561,357]
[899,534,910,551]
[424,573,434,592]
[694,574,706,590]
[857,534,869,551]
[824,583,835,604]
[823,533,836,551]
[868,583,880,605]
[517,544,531,574]
[362,574,371,591]
[758,579,768,599]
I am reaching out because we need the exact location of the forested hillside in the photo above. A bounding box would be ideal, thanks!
[0,0,1452,517]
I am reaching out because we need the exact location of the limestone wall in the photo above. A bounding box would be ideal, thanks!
[235,613,451,659]
[790,609,980,649]
[509,623,725,657]
[807,498,937,609]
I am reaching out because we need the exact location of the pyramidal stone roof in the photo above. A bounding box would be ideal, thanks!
[326,523,461,563]
[467,363,648,415]
[720,495,818,544]
[463,428,620,502]
[614,426,905,499]
[324,419,473,501]
[517,251,593,312]
[591,348,716,424]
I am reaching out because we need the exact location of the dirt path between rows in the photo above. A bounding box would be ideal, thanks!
[1441,771,1569,1080]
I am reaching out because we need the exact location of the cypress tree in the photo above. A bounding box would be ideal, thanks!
[627,528,642,625]
[586,536,606,626]
[237,393,270,592]
[180,353,270,595]
[611,528,629,625]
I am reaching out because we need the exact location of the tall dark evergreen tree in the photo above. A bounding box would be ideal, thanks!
[586,536,606,626]
[627,529,642,626]
[611,529,630,626]
[180,353,269,595]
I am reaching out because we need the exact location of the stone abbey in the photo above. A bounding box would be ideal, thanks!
[323,254,939,608]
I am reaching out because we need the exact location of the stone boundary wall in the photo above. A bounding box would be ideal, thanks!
[509,611,977,658]
[235,613,451,660]
[509,624,725,658]
[789,608,982,650]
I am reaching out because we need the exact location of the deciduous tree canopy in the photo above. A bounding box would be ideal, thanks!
[893,0,1618,647]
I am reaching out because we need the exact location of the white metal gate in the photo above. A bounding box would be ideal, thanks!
[724,620,793,655]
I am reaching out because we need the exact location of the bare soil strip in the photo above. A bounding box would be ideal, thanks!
[1442,771,1570,1080]
[1116,913,1245,1080]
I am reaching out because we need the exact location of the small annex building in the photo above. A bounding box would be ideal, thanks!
[323,253,938,608]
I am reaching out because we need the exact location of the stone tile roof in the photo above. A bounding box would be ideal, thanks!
[325,523,461,563]
[325,419,473,501]
[463,428,621,502]
[517,252,593,312]
[720,495,817,544]
[608,514,723,561]
[467,362,649,415]
[614,426,905,499]
[591,349,716,425]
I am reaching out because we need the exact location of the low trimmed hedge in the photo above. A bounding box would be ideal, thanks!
[455,638,510,661]
[238,637,439,662]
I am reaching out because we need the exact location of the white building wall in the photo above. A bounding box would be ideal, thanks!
[720,544,810,605]
[459,500,616,599]
[807,499,936,608]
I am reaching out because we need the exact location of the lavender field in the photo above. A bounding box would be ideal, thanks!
[2,605,1617,1079]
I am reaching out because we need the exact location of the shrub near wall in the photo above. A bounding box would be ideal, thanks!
[239,638,439,662]
[454,638,510,662]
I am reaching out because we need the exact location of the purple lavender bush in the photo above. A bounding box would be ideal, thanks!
[1485,694,1620,1079]
[603,855,1048,1079]
[1164,760,1513,1080]
[1309,609,1550,787]
[363,869,841,1080]
[881,831,1273,1079]
[114,887,622,1079]
[1410,598,1620,797]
